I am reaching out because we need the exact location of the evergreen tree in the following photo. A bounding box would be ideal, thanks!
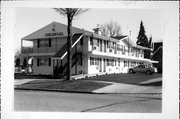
[136,21,148,47]
[148,36,152,48]
[145,36,152,59]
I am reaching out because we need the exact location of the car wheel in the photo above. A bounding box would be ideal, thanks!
[146,70,151,74]
[129,69,134,74]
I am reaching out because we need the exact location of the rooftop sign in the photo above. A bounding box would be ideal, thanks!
[45,32,64,37]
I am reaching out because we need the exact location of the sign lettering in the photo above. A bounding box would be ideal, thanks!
[45,32,64,37]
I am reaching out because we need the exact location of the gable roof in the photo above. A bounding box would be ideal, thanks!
[111,35,128,40]
[114,36,151,50]
[22,21,121,42]
[22,22,87,40]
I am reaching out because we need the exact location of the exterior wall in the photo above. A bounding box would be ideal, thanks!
[82,36,89,53]
[25,32,148,76]
[33,57,53,75]
[87,55,145,74]
[33,37,67,53]
[29,35,147,75]
[82,54,89,74]
[84,36,145,59]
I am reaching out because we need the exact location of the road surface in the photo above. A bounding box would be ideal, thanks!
[14,90,161,112]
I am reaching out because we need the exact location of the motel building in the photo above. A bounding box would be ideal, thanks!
[21,21,157,77]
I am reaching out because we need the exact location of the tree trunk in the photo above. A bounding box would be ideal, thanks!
[67,16,72,80]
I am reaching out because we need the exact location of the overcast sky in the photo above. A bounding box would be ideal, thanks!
[15,8,163,51]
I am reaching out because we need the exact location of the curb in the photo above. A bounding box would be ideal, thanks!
[138,81,162,86]
[14,87,97,94]
[14,87,162,95]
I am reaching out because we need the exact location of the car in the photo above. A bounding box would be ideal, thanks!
[128,64,157,74]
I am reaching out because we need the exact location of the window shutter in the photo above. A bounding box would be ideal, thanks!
[80,37,83,45]
[49,38,51,47]
[48,58,51,66]
[37,58,39,66]
[37,39,40,48]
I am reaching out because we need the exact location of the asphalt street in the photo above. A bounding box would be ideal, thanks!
[14,90,161,112]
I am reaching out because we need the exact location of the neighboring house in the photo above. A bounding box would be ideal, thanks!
[152,42,163,73]
[20,21,157,77]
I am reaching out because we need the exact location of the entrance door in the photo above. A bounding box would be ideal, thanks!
[100,39,102,52]
[99,58,102,72]
[103,58,106,72]
[104,41,106,52]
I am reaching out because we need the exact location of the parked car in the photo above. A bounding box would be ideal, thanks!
[128,64,157,74]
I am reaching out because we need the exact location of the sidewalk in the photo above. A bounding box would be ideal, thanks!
[92,81,161,94]
[138,78,162,85]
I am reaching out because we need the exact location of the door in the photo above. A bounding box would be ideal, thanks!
[104,41,106,52]
[103,58,106,72]
[100,39,102,52]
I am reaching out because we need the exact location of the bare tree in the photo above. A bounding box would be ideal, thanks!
[54,8,88,80]
[100,21,122,37]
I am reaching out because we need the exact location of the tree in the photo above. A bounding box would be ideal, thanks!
[145,36,152,59]
[54,8,88,80]
[136,21,148,47]
[100,21,122,37]
[148,36,152,48]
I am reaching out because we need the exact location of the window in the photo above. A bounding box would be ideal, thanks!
[90,57,100,66]
[90,36,93,46]
[80,37,83,45]
[48,38,51,47]
[107,59,110,66]
[118,59,120,66]
[124,60,128,67]
[48,58,51,66]
[131,61,133,67]
[37,58,51,66]
[131,48,135,56]
[111,59,114,66]
[95,58,98,65]
[93,39,98,46]
[107,41,110,48]
[110,42,114,49]
[38,39,51,47]
[90,57,94,66]
[37,39,40,48]
[120,45,123,51]
[117,44,120,51]
[97,39,99,46]
[106,59,114,66]
[131,61,136,67]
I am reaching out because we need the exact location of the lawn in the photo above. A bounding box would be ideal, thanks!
[83,73,162,85]
[16,80,110,92]
[15,73,162,93]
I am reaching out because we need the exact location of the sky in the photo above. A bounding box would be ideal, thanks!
[15,8,163,52]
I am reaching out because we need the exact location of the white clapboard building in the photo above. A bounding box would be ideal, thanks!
[21,22,157,77]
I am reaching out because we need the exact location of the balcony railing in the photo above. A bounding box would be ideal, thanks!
[21,47,33,54]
